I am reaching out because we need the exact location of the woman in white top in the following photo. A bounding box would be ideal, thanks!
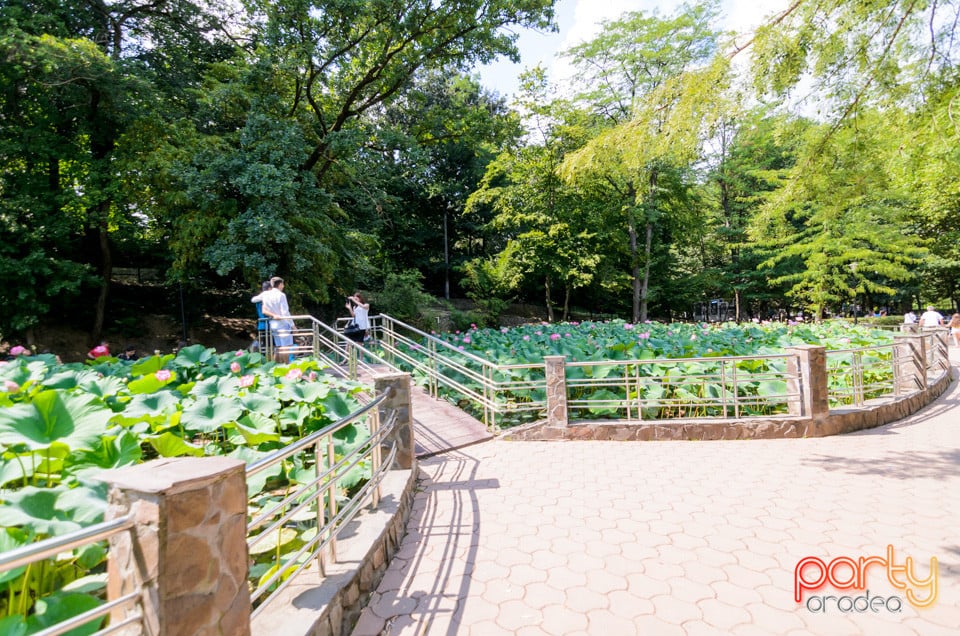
[345,292,370,342]
[949,313,960,347]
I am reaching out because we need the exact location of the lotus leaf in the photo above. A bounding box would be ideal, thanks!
[122,391,181,419]
[278,382,330,404]
[248,527,298,555]
[25,592,104,635]
[0,485,105,534]
[0,390,113,452]
[180,396,243,433]
[130,355,168,377]
[172,344,216,368]
[240,393,282,416]
[147,433,204,457]
[126,372,177,395]
[235,413,281,446]
[192,375,240,399]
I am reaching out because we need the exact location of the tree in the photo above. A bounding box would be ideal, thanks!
[559,1,724,322]
[155,0,556,304]
[751,112,925,319]
[0,0,235,339]
[465,67,611,321]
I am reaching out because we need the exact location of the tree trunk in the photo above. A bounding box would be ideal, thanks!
[639,221,653,323]
[734,288,741,323]
[628,217,640,323]
[92,221,112,341]
[562,285,571,322]
[545,275,554,322]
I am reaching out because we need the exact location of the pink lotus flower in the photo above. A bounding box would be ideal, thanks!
[285,368,303,381]
[458,346,464,350]
[639,332,650,339]
[235,350,243,356]
[470,323,477,329]
[550,333,561,341]
[690,334,697,340]
[230,362,241,373]
[462,336,471,344]
[307,371,317,381]
[4,380,19,392]
[564,333,571,337]
[501,328,509,333]
[9,345,27,356]
[535,331,542,336]
[624,323,634,330]
[155,370,172,382]
[523,335,530,341]
[239,375,255,388]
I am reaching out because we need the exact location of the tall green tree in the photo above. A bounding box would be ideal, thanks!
[156,0,555,304]
[751,112,925,319]
[559,1,724,322]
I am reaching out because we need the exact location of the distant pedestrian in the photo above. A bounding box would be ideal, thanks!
[87,341,110,359]
[252,277,295,361]
[949,313,960,347]
[344,292,370,343]
[903,310,917,325]
[117,345,139,361]
[254,281,271,331]
[919,306,945,327]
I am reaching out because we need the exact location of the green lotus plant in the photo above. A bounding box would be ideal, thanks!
[0,345,367,630]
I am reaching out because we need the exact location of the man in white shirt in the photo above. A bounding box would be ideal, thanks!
[919,305,944,327]
[903,310,917,325]
[252,277,294,360]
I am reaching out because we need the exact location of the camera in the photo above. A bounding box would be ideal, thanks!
[347,297,356,307]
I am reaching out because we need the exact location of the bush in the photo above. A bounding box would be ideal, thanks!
[377,270,440,329]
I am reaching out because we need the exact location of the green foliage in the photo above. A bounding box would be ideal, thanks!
[0,348,367,627]
[377,270,439,329]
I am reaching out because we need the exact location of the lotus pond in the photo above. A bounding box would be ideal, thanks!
[0,346,366,633]
[397,320,897,424]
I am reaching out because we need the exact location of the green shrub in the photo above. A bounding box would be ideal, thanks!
[377,270,440,329]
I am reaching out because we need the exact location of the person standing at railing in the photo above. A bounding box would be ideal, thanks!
[345,292,370,344]
[252,277,295,362]
[949,313,960,347]
[919,305,944,328]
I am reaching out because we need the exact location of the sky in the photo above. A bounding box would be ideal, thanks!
[475,0,789,99]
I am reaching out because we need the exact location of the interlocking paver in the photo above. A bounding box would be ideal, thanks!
[352,351,960,634]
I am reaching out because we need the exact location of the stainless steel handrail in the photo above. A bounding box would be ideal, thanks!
[246,386,397,616]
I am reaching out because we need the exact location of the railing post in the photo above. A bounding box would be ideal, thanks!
[894,334,926,393]
[373,372,415,470]
[98,457,251,636]
[785,345,828,419]
[544,355,568,427]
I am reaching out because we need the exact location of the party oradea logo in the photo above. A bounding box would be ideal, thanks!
[795,545,938,613]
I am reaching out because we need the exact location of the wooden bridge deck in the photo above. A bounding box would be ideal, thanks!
[407,385,494,458]
[346,363,493,458]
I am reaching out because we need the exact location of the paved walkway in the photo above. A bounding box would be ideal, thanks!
[354,349,960,635]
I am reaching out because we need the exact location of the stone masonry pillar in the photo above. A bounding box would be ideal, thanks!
[544,355,568,427]
[894,333,926,394]
[374,372,415,469]
[98,457,251,636]
[785,345,828,420]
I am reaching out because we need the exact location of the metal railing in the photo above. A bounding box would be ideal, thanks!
[566,354,799,420]
[923,330,951,381]
[245,386,397,618]
[0,517,143,635]
[371,317,802,425]
[374,314,508,428]
[826,344,898,407]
